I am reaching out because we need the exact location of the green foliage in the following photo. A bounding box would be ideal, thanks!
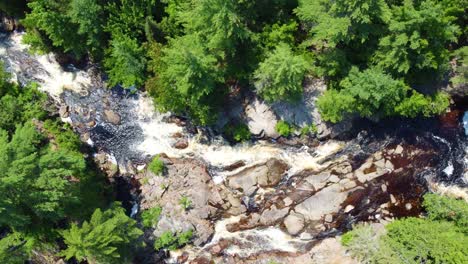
[259,21,298,52]
[141,206,163,228]
[422,193,468,231]
[296,0,390,47]
[153,230,193,251]
[154,34,224,124]
[343,194,468,264]
[42,119,82,152]
[275,121,292,137]
[339,67,409,117]
[450,46,468,86]
[395,91,450,118]
[0,81,47,134]
[0,232,35,264]
[22,0,86,57]
[148,155,164,175]
[373,0,460,78]
[317,67,432,122]
[179,195,192,210]
[341,223,398,264]
[105,0,159,41]
[179,0,250,57]
[104,34,146,88]
[300,123,318,136]
[254,43,309,102]
[68,0,105,58]
[0,123,87,230]
[384,218,467,263]
[61,203,143,264]
[224,123,251,142]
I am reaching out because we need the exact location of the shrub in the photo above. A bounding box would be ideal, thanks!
[141,206,162,228]
[224,123,251,142]
[275,121,292,137]
[422,193,468,230]
[340,224,393,263]
[179,196,192,211]
[148,155,164,175]
[384,218,467,263]
[300,123,318,136]
[154,230,193,251]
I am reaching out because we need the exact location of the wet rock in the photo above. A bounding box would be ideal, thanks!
[103,109,121,125]
[260,205,289,225]
[405,203,412,210]
[59,105,69,118]
[344,205,354,213]
[222,161,246,171]
[381,183,387,192]
[385,160,394,171]
[394,145,404,155]
[87,120,96,127]
[227,159,288,195]
[174,139,189,149]
[0,13,18,32]
[284,212,305,236]
[258,159,289,187]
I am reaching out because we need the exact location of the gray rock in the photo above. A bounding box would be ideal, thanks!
[295,184,349,221]
[245,98,279,138]
[260,205,289,225]
[284,213,305,236]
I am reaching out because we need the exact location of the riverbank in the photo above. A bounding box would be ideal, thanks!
[1,30,467,263]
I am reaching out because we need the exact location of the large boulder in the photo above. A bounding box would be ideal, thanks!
[140,158,227,246]
[227,159,289,196]
[245,97,279,138]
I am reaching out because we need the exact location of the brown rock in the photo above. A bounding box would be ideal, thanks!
[59,105,69,118]
[103,110,121,125]
[174,139,189,149]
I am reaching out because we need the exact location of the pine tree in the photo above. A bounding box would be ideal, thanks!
[254,43,309,102]
[61,203,143,264]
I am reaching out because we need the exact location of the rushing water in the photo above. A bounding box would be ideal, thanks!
[1,31,467,261]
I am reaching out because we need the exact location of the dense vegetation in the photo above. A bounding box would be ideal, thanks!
[2,0,464,125]
[342,193,468,263]
[0,64,146,263]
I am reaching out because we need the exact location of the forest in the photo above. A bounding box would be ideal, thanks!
[0,0,467,263]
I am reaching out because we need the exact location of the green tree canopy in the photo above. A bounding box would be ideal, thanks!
[373,0,460,79]
[22,0,86,57]
[154,34,224,124]
[68,0,106,58]
[61,203,143,264]
[0,124,87,230]
[104,34,147,88]
[179,0,250,57]
[254,43,309,102]
[296,0,390,47]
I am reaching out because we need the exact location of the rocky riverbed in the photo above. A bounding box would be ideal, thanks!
[1,31,467,264]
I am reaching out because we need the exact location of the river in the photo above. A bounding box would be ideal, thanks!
[1,31,467,263]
